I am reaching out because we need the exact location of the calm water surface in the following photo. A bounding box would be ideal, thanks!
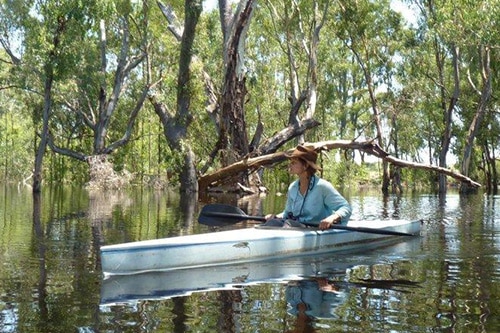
[0,185,499,332]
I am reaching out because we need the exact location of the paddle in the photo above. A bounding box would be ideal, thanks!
[198,204,416,236]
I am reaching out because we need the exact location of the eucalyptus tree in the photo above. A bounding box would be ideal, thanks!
[476,103,500,194]
[256,0,327,149]
[0,1,153,190]
[149,0,204,193]
[156,0,263,193]
[0,0,101,191]
[205,0,331,191]
[405,0,499,194]
[46,1,151,189]
[331,0,407,194]
[418,0,462,193]
[454,1,498,194]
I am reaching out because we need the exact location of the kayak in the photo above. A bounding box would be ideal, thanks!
[100,219,422,275]
[100,237,421,305]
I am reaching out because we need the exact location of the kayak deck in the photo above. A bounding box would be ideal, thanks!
[100,219,422,275]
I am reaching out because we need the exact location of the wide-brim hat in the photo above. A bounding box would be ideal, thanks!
[285,145,322,171]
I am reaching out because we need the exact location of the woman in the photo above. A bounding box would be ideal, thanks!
[264,145,351,230]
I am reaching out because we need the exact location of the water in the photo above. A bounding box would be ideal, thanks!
[0,185,499,332]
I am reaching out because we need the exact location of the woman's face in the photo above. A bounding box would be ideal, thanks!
[288,158,308,176]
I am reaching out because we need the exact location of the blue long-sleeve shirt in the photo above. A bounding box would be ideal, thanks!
[282,176,352,225]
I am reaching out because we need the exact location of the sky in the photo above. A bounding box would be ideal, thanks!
[203,0,219,12]
[203,0,417,26]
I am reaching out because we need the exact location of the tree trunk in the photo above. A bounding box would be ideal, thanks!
[219,0,255,162]
[481,144,492,195]
[150,0,202,194]
[365,65,389,195]
[176,0,202,193]
[390,114,403,194]
[33,75,53,193]
[490,145,498,195]
[33,15,67,192]
[438,45,460,194]
[94,17,146,155]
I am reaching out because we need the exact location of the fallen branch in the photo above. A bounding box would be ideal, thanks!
[198,139,481,190]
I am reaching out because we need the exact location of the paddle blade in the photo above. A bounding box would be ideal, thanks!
[198,204,266,226]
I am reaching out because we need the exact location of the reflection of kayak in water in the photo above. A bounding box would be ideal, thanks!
[100,254,359,306]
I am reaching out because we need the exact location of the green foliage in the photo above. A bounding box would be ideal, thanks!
[0,0,498,191]
[0,91,33,182]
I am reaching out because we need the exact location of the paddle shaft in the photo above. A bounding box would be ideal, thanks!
[201,210,415,236]
[202,211,266,222]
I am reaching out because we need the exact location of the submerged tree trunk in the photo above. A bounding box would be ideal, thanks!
[176,0,202,193]
[481,143,494,194]
[487,143,498,195]
[86,155,132,190]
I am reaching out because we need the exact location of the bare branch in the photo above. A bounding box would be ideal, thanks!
[47,134,88,162]
[157,1,183,41]
[104,84,149,154]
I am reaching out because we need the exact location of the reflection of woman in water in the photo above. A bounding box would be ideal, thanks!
[285,302,317,333]
[285,278,345,332]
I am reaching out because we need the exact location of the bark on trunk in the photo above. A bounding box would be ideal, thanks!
[219,0,255,161]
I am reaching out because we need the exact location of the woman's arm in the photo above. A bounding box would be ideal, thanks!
[319,181,352,229]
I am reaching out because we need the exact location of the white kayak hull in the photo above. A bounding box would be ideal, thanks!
[100,219,421,275]
[100,238,422,305]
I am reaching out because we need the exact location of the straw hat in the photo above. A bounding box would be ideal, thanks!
[286,145,322,171]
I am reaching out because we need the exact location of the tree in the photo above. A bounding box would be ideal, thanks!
[333,0,406,194]
[0,1,152,190]
[150,0,203,193]
[0,0,98,191]
[156,0,263,192]
[47,4,150,189]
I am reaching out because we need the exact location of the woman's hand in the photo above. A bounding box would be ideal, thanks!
[319,213,341,230]
[265,213,282,221]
